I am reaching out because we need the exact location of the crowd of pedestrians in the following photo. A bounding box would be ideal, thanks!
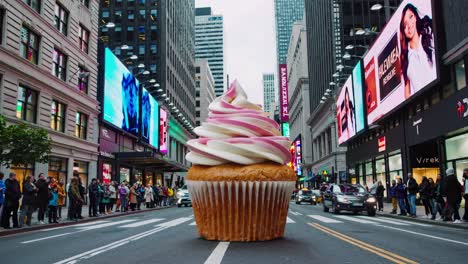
[0,171,178,230]
[386,168,468,224]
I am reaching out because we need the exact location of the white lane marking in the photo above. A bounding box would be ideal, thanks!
[40,221,110,232]
[376,225,468,246]
[54,217,193,264]
[356,216,410,226]
[39,226,70,232]
[334,215,377,224]
[308,215,343,223]
[22,233,74,244]
[287,217,296,223]
[290,211,303,216]
[204,242,230,264]
[118,219,164,228]
[378,217,432,227]
[77,220,135,230]
[189,221,196,226]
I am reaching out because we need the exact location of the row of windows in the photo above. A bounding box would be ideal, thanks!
[16,86,88,139]
[101,9,157,22]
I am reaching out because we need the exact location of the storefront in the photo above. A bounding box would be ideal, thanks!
[48,157,68,184]
[73,160,89,191]
[445,132,468,183]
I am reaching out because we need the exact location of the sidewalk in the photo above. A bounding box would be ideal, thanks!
[0,204,174,237]
[379,202,468,230]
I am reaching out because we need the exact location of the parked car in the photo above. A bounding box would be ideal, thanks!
[322,184,377,216]
[176,185,192,207]
[295,190,314,204]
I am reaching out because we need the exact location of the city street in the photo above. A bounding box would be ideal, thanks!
[1,203,467,264]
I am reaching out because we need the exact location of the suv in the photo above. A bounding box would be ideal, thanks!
[176,185,192,207]
[295,190,314,205]
[322,184,377,216]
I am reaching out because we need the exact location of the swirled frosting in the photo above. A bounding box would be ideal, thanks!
[186,80,291,165]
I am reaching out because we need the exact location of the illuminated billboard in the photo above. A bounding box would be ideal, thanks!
[336,76,356,145]
[364,0,437,125]
[352,61,365,133]
[103,48,140,135]
[279,64,289,122]
[141,88,159,148]
[159,108,169,155]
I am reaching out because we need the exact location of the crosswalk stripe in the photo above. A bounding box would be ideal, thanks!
[378,217,432,227]
[189,221,196,226]
[290,211,303,216]
[119,219,164,228]
[287,217,295,223]
[356,216,410,226]
[77,220,136,230]
[308,215,343,223]
[334,215,377,224]
[73,220,110,227]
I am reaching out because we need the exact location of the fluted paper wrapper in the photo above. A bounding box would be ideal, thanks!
[187,180,295,241]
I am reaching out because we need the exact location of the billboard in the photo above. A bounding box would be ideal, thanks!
[159,108,169,155]
[336,76,356,145]
[141,88,159,148]
[364,0,437,125]
[352,61,366,133]
[103,48,140,135]
[279,64,289,122]
[290,135,302,176]
[281,122,290,138]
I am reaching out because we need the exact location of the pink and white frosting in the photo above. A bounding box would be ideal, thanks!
[186,81,291,166]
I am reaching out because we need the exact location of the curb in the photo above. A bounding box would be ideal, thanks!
[380,213,468,230]
[0,206,174,237]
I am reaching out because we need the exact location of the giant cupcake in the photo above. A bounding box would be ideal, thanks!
[186,80,295,242]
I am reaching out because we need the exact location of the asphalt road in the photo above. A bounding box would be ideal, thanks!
[0,203,467,264]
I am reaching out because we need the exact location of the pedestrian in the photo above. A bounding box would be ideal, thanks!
[145,184,154,208]
[102,183,111,214]
[137,184,145,210]
[396,178,407,216]
[163,186,169,206]
[442,168,462,223]
[376,181,385,212]
[152,184,159,208]
[389,179,398,214]
[130,183,138,211]
[68,178,83,221]
[0,172,5,222]
[158,185,164,207]
[406,173,418,218]
[419,176,433,218]
[109,181,117,213]
[462,168,468,222]
[98,180,106,215]
[119,182,128,212]
[77,177,85,219]
[369,180,378,196]
[1,172,21,229]
[48,184,59,224]
[88,178,98,217]
[19,175,37,227]
[432,174,445,220]
[36,173,49,224]
[57,180,65,220]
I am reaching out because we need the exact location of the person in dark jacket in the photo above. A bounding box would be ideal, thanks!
[88,178,99,217]
[1,172,21,229]
[442,168,462,223]
[68,178,83,221]
[35,173,49,224]
[77,178,85,219]
[406,173,418,217]
[432,174,444,220]
[0,172,5,222]
[395,178,407,216]
[376,181,385,212]
[19,176,37,227]
[462,169,468,221]
[419,176,433,218]
[389,180,397,214]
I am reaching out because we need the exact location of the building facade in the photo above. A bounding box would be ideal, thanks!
[262,73,275,114]
[274,0,304,65]
[195,60,215,127]
[195,7,225,97]
[0,0,100,187]
[286,21,312,172]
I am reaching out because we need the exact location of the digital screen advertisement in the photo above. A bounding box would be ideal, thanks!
[159,109,169,155]
[352,61,366,133]
[103,48,140,135]
[279,64,289,122]
[141,88,160,148]
[336,76,356,145]
[363,0,437,125]
[290,135,302,176]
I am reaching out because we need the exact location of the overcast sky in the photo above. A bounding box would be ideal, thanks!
[195,0,277,106]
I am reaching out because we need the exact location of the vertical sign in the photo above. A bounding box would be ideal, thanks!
[378,136,386,152]
[279,64,289,122]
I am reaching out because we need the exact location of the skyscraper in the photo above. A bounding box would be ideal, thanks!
[274,0,305,65]
[262,73,276,113]
[195,7,225,96]
[195,60,216,127]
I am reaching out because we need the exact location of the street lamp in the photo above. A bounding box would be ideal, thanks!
[121,44,129,50]
[100,22,115,29]
[329,82,336,86]
[337,64,353,71]
[134,70,150,77]
[156,88,163,92]
[370,4,397,11]
[343,53,363,60]
[137,63,145,68]
[345,44,369,50]
[356,29,380,36]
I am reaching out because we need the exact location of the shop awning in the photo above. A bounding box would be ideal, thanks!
[114,151,189,172]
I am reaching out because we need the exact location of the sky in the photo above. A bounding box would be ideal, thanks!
[195,0,277,106]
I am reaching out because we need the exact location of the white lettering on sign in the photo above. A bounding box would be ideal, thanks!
[279,64,289,121]
[416,157,439,164]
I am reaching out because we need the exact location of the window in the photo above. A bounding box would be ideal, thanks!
[77,67,89,93]
[52,48,67,81]
[16,85,37,123]
[78,25,90,53]
[54,3,68,35]
[75,112,87,139]
[196,67,200,73]
[0,9,4,45]
[139,10,146,20]
[73,161,88,191]
[150,9,157,20]
[23,0,41,13]
[50,100,66,132]
[127,26,134,41]
[455,60,466,90]
[138,45,145,55]
[48,157,68,190]
[20,26,39,64]
[150,44,157,54]
[128,10,135,20]
[115,11,122,23]
[80,0,89,8]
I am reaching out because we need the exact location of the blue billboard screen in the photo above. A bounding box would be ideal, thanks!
[352,61,365,133]
[141,88,159,148]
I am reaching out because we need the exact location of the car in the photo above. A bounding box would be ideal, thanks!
[295,190,314,205]
[176,185,192,207]
[322,184,377,216]
[311,190,322,204]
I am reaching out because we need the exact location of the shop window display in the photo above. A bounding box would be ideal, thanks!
[145,172,153,186]
[376,158,386,197]
[48,157,67,184]
[102,163,112,184]
[365,161,374,188]
[388,153,403,182]
[134,169,142,184]
[10,163,34,191]
[120,167,130,183]
[73,161,88,192]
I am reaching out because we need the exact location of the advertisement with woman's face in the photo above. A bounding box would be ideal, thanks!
[364,0,437,125]
[337,77,356,145]
[104,48,140,135]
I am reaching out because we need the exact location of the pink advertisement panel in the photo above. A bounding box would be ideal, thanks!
[159,109,169,155]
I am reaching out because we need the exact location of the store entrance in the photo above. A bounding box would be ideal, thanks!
[410,141,440,184]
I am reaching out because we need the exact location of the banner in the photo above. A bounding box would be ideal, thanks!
[279,64,289,122]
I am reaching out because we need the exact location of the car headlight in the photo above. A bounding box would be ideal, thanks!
[298,195,303,199]
[366,197,376,203]
[337,196,349,203]
[312,196,316,199]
